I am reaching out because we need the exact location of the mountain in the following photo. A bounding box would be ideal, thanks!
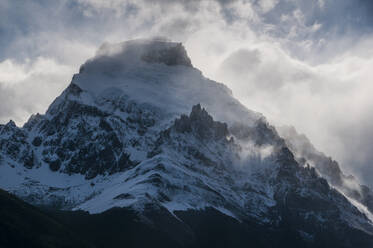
[278,125,373,217]
[0,38,373,247]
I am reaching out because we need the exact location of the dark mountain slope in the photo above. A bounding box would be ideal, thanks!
[0,189,91,248]
[1,181,373,248]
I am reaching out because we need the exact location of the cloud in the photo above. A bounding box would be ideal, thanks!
[258,0,279,13]
[214,37,373,186]
[0,57,74,124]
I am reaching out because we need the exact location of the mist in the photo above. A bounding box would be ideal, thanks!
[1,0,373,186]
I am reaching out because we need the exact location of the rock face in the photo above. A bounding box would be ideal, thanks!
[140,41,192,67]
[173,104,229,140]
[279,125,373,214]
[0,39,373,247]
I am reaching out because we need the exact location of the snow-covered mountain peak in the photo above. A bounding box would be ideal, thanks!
[1,120,19,136]
[2,39,373,245]
[79,38,192,75]
[47,39,261,128]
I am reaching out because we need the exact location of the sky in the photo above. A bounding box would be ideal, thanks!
[1,0,373,185]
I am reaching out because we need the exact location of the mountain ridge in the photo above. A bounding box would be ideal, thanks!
[0,38,373,247]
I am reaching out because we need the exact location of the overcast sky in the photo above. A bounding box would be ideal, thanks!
[1,0,373,186]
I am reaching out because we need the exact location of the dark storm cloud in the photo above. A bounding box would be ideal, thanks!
[2,0,373,62]
[262,0,373,35]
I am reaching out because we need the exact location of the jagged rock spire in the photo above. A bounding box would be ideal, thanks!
[174,104,228,140]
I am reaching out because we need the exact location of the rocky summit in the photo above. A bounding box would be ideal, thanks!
[1,39,373,248]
